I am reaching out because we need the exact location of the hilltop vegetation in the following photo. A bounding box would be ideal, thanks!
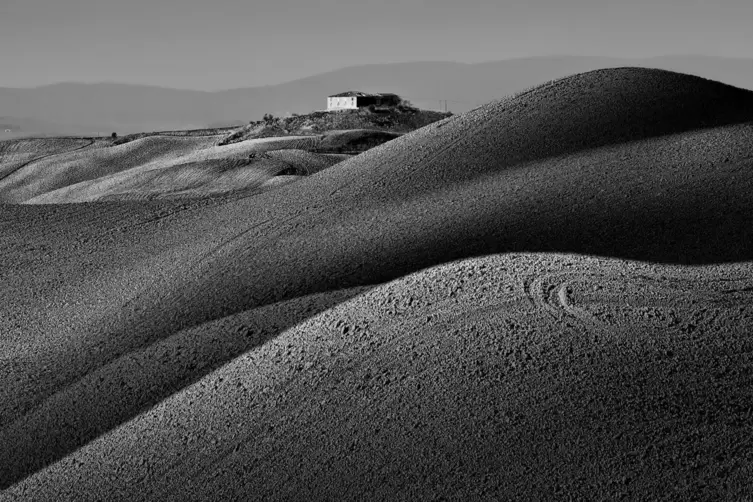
[107,106,451,155]
[218,106,452,146]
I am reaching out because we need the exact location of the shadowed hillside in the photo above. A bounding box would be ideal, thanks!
[2,68,753,499]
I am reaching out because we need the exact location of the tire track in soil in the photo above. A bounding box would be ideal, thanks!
[521,262,662,329]
[523,263,753,334]
[0,138,97,186]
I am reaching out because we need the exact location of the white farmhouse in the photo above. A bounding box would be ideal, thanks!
[327,91,401,111]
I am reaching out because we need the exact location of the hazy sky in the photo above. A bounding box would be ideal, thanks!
[1,0,751,90]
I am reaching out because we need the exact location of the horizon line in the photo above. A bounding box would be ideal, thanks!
[2,53,750,92]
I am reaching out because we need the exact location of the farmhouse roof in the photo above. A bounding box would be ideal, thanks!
[328,91,400,98]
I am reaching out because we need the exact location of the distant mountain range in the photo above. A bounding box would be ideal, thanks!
[1,55,752,136]
[0,116,104,137]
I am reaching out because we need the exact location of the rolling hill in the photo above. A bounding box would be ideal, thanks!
[2,67,753,499]
[0,128,414,203]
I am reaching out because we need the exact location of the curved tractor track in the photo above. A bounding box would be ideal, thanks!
[520,256,753,335]
[0,138,97,185]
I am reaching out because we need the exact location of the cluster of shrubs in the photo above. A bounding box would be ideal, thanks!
[218,103,455,147]
[242,106,450,136]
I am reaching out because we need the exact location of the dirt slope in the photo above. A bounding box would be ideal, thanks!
[26,149,343,203]
[0,135,220,203]
[0,137,100,183]
[3,131,391,203]
[8,254,752,500]
[0,135,325,203]
[2,68,753,499]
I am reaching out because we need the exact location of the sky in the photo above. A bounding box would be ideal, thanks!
[1,0,751,90]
